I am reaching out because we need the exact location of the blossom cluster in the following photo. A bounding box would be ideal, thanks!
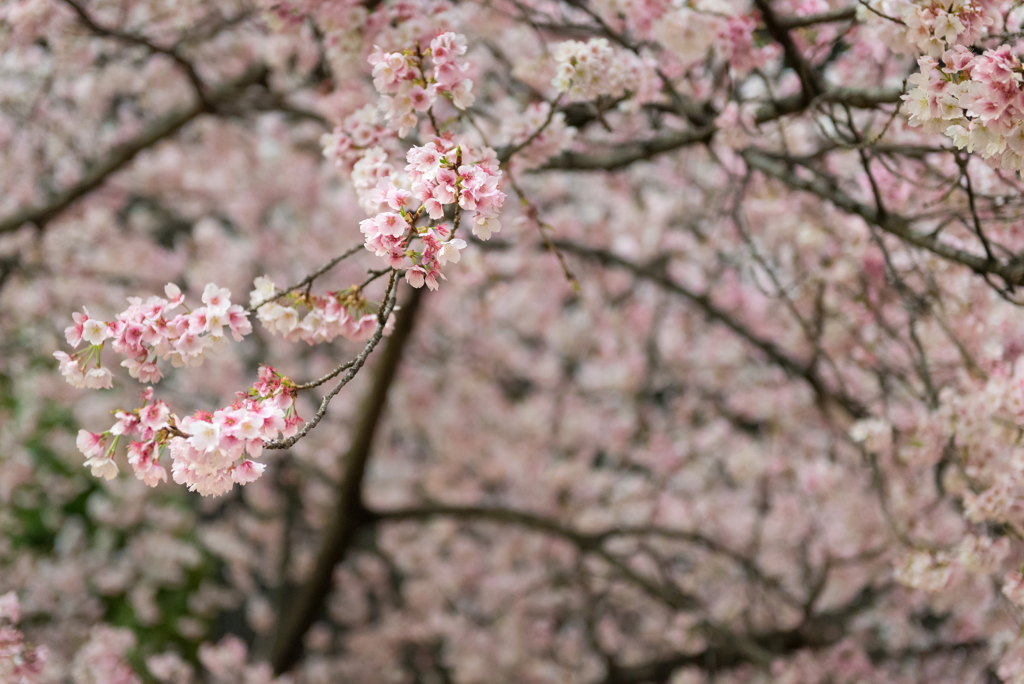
[939,360,1024,530]
[369,32,474,136]
[320,104,394,173]
[350,146,395,214]
[55,283,250,389]
[357,139,505,288]
[76,369,298,496]
[893,549,954,591]
[652,7,720,65]
[251,276,388,344]
[551,38,656,101]
[716,15,777,75]
[905,47,1024,173]
[406,140,504,230]
[71,625,139,684]
[172,371,296,496]
[0,593,45,684]
[198,634,291,684]
[863,0,1000,57]
[1004,570,1024,607]
[894,534,1009,592]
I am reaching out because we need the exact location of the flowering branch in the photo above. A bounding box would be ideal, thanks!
[246,242,363,314]
[271,284,425,674]
[263,268,400,450]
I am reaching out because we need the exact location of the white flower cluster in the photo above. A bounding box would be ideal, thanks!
[551,38,629,101]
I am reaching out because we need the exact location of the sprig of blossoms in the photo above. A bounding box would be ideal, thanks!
[936,361,1024,532]
[199,634,291,684]
[251,277,391,344]
[75,369,298,496]
[357,139,504,289]
[170,369,297,496]
[1003,570,1024,607]
[56,283,251,388]
[958,533,1009,574]
[368,31,475,136]
[405,140,504,235]
[70,626,139,684]
[350,146,395,214]
[905,47,1024,173]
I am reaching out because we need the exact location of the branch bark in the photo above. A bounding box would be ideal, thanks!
[60,0,212,105]
[539,87,902,171]
[270,285,425,675]
[0,65,267,236]
[368,503,898,683]
[550,239,871,418]
[753,0,824,102]
[741,148,1024,286]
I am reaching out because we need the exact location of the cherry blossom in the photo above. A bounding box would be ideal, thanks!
[11,0,1024,682]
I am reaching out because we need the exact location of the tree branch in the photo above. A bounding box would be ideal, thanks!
[753,0,825,102]
[539,88,902,171]
[370,503,701,611]
[776,5,857,29]
[0,65,267,236]
[368,504,897,683]
[741,148,1024,286]
[270,284,425,674]
[550,239,871,418]
[264,269,401,450]
[60,0,212,106]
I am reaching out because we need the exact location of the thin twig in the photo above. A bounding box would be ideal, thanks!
[264,269,400,450]
[248,243,363,313]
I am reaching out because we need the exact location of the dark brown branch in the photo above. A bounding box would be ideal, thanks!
[542,125,716,171]
[539,88,902,171]
[60,0,211,107]
[753,0,825,102]
[371,504,795,606]
[776,5,858,28]
[550,239,871,418]
[741,148,1024,286]
[368,504,899,683]
[370,504,700,611]
[603,630,977,684]
[264,270,401,450]
[0,65,267,236]
[248,243,363,314]
[270,285,425,675]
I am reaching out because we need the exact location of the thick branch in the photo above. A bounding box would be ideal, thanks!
[741,148,1024,286]
[540,88,902,171]
[0,65,267,236]
[551,240,870,418]
[369,504,895,683]
[753,0,824,101]
[370,504,795,607]
[60,0,211,104]
[776,5,857,29]
[370,504,700,611]
[270,285,425,675]
[542,125,716,171]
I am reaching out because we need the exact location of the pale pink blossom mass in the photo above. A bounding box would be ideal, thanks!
[7,0,1024,683]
